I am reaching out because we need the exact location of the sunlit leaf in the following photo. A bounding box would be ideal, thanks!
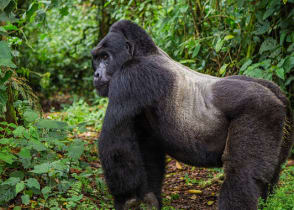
[15,181,25,194]
[26,178,40,190]
[21,194,30,205]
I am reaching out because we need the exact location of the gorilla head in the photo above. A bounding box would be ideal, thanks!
[91,20,158,97]
[91,32,132,97]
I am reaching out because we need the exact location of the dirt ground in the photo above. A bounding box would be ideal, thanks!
[162,158,220,209]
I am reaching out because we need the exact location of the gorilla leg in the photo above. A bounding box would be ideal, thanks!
[139,138,166,209]
[219,109,285,210]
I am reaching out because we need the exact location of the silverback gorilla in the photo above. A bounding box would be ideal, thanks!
[91,20,294,210]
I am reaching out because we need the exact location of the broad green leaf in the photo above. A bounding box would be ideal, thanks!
[67,140,85,161]
[36,119,68,129]
[215,39,224,53]
[28,140,47,151]
[0,185,15,203]
[219,64,228,75]
[41,186,51,199]
[21,194,30,205]
[41,186,51,195]
[0,152,17,164]
[1,177,20,186]
[13,206,21,210]
[0,41,12,59]
[224,35,234,40]
[0,58,16,68]
[0,0,10,11]
[263,7,275,20]
[31,162,50,174]
[18,148,31,159]
[253,21,270,35]
[276,68,285,80]
[23,110,39,123]
[15,181,25,194]
[26,178,40,190]
[0,26,6,32]
[13,126,25,137]
[0,138,11,144]
[283,56,294,73]
[240,59,252,72]
[259,38,278,54]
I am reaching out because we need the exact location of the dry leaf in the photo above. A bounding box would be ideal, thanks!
[176,161,182,169]
[207,201,214,206]
[188,190,202,194]
[190,195,197,200]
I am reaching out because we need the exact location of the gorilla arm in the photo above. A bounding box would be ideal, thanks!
[98,57,171,209]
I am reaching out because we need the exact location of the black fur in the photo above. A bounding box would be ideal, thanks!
[92,20,294,210]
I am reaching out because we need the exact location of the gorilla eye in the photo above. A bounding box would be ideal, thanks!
[102,54,109,60]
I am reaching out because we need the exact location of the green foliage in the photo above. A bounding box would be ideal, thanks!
[0,110,86,206]
[49,98,108,130]
[21,0,99,96]
[258,166,294,209]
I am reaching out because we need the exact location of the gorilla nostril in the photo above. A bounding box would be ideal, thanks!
[94,71,100,78]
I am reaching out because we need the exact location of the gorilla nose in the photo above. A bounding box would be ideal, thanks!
[94,71,100,78]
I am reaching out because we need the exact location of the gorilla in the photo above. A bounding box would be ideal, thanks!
[91,20,294,210]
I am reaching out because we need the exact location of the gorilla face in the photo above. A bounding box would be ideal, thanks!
[91,32,133,97]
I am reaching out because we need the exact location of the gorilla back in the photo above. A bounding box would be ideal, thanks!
[91,20,294,210]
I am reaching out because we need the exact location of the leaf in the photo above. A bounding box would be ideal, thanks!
[224,35,234,40]
[192,42,201,57]
[36,119,68,130]
[0,41,12,59]
[219,64,228,75]
[31,162,50,174]
[13,126,25,137]
[175,161,182,169]
[0,152,17,164]
[0,58,16,68]
[259,38,278,54]
[0,138,11,145]
[253,21,270,35]
[263,7,275,20]
[15,181,25,194]
[21,194,30,205]
[0,0,11,11]
[188,189,202,194]
[26,3,39,21]
[283,56,294,73]
[207,201,214,206]
[26,178,40,190]
[23,110,39,123]
[215,39,224,53]
[41,186,51,197]
[68,140,85,161]
[18,148,31,159]
[276,68,285,80]
[1,177,20,186]
[240,59,252,72]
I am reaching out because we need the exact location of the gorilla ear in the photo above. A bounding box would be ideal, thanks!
[126,41,134,56]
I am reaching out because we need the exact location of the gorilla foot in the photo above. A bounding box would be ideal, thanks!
[123,198,140,210]
[143,192,160,210]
